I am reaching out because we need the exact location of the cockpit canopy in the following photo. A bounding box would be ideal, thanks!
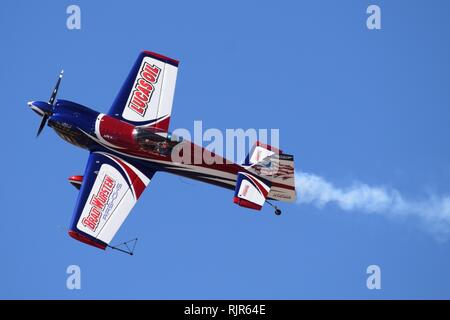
[133,127,183,156]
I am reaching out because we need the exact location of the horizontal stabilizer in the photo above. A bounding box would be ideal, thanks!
[68,175,83,190]
[233,172,271,210]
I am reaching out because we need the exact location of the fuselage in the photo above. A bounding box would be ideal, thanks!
[46,99,243,191]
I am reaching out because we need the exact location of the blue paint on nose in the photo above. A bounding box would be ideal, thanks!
[28,101,53,116]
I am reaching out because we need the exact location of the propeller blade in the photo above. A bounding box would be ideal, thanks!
[36,115,48,137]
[48,70,64,105]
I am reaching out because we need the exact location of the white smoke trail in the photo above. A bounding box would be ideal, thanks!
[296,172,450,239]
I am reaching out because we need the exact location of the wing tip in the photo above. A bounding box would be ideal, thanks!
[68,230,107,250]
[142,50,179,67]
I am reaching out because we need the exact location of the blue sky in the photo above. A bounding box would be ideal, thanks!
[1,0,450,299]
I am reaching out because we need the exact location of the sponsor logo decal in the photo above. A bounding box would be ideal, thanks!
[127,62,161,117]
[82,175,116,232]
[256,149,262,162]
[272,192,292,200]
[102,183,122,221]
[241,184,249,197]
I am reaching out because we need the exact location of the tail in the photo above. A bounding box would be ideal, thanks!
[245,141,296,202]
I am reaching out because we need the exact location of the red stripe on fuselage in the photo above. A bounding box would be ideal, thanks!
[93,116,294,192]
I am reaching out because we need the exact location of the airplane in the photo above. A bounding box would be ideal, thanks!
[28,51,296,254]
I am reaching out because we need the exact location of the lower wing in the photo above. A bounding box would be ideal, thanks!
[68,151,155,249]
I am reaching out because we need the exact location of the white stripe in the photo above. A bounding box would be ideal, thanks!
[80,131,237,182]
[241,172,270,193]
[95,152,137,199]
[30,105,45,116]
[96,151,150,186]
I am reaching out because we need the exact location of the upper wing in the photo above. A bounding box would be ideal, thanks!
[68,152,155,249]
[108,51,179,133]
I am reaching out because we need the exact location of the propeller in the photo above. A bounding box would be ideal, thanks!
[36,114,48,137]
[36,70,64,137]
[49,70,63,105]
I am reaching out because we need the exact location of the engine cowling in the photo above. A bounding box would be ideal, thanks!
[68,175,83,190]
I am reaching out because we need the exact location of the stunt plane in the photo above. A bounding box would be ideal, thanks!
[28,51,296,253]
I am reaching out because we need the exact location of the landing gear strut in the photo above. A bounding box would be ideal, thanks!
[266,200,282,216]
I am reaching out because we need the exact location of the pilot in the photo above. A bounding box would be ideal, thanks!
[157,140,170,156]
[140,137,158,153]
